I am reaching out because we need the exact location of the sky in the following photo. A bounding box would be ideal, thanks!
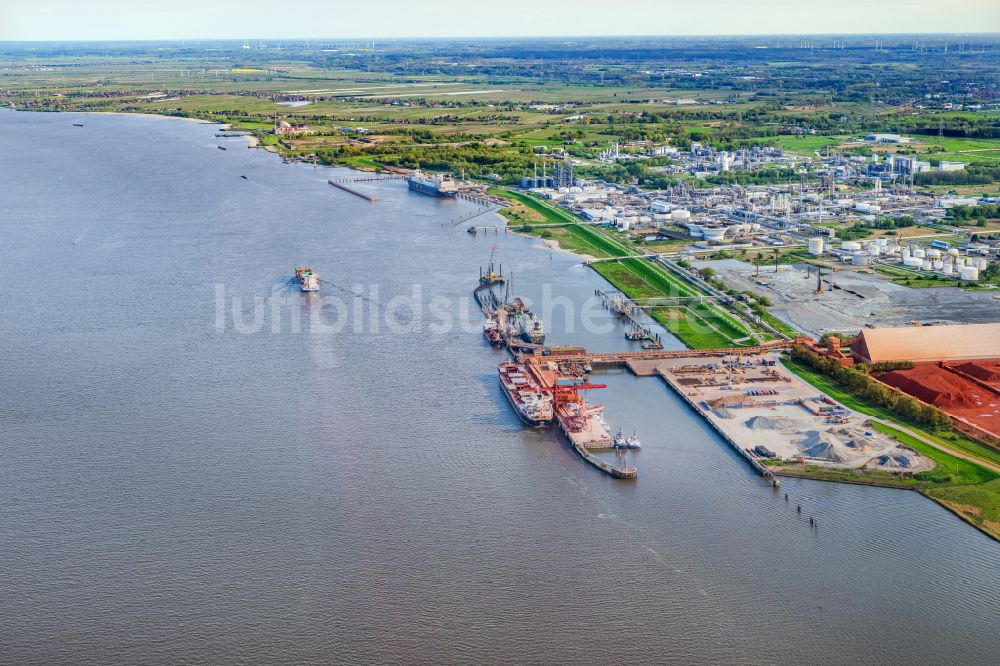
[1,0,998,41]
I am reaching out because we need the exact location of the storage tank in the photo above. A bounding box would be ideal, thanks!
[960,266,980,281]
[875,238,888,248]
[903,257,923,267]
[852,251,871,266]
[808,237,825,256]
[902,247,911,259]
[672,209,691,222]
[868,244,881,256]
[702,225,728,241]
[933,260,944,270]
[841,241,862,251]
[922,260,933,271]
[751,223,762,231]
[975,258,989,270]
[926,249,941,259]
[912,248,926,259]
[955,257,965,268]
[941,264,954,276]
[947,248,960,258]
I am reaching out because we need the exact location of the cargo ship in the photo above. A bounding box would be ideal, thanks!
[295,265,320,292]
[483,320,504,346]
[498,361,554,427]
[407,170,458,197]
[518,314,546,345]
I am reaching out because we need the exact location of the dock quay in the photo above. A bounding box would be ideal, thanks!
[629,352,934,480]
[327,179,378,202]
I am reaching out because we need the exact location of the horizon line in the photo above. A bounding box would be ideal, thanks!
[2,31,1000,44]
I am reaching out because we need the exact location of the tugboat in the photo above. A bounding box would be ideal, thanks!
[613,429,628,449]
[294,265,320,292]
[626,431,642,449]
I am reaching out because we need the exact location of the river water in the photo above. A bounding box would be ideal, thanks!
[1,110,998,664]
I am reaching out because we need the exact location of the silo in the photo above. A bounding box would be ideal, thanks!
[960,266,980,281]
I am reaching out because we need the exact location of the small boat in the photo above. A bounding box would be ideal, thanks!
[240,175,248,180]
[295,265,320,292]
[217,146,227,150]
[625,328,645,341]
[613,429,627,449]
[626,431,641,449]
[72,123,84,127]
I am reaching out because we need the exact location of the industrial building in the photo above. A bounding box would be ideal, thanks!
[851,323,1000,364]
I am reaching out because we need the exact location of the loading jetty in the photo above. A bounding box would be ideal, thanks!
[596,288,664,349]
[327,179,378,202]
[476,275,636,480]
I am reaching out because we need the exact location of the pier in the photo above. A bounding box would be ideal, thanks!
[595,288,663,348]
[327,179,378,202]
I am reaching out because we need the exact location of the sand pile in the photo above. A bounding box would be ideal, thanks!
[746,415,782,430]
[955,360,1000,384]
[877,454,913,468]
[802,440,850,463]
[880,366,984,408]
[714,407,734,419]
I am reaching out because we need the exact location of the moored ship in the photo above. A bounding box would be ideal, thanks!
[498,361,554,427]
[483,320,504,346]
[518,314,546,344]
[295,265,320,292]
[407,170,458,197]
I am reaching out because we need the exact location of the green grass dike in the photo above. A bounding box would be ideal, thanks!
[490,191,763,349]
[781,356,1000,541]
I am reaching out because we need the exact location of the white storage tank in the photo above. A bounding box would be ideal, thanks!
[948,248,960,258]
[912,248,926,259]
[808,237,825,256]
[852,251,871,266]
[869,244,881,256]
[903,257,923,267]
[841,241,862,251]
[875,238,888,248]
[960,266,980,281]
[933,260,944,270]
[942,264,954,276]
[672,209,691,222]
[922,260,933,271]
[975,258,989,270]
[955,257,965,267]
[902,247,911,259]
[926,249,941,259]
